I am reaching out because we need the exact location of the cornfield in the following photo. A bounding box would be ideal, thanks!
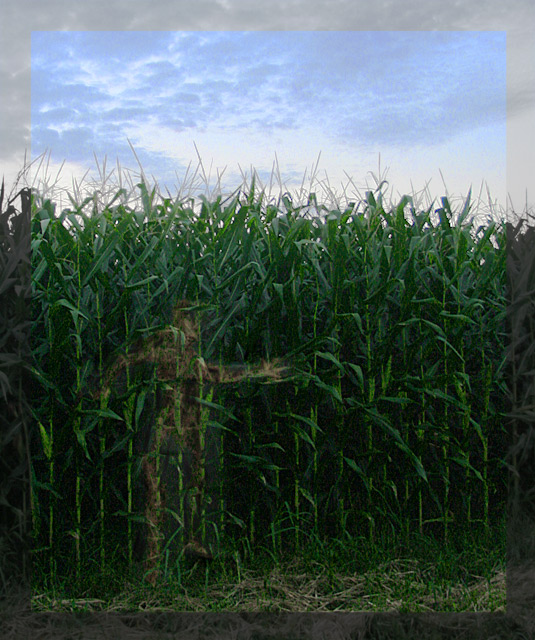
[29,169,508,587]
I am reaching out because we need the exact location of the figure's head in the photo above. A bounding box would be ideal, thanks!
[171,299,198,345]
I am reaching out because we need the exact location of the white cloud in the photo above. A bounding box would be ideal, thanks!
[0,0,532,214]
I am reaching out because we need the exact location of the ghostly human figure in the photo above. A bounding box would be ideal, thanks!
[94,299,289,583]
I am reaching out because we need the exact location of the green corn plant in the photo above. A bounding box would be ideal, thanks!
[28,156,507,590]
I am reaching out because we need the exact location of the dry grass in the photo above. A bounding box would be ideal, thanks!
[28,554,505,613]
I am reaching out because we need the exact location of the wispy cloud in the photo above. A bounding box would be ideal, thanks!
[29,30,507,215]
[2,0,532,216]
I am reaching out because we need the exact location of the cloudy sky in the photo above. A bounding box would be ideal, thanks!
[2,0,534,228]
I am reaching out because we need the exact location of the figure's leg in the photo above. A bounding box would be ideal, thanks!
[141,452,164,583]
[180,378,213,559]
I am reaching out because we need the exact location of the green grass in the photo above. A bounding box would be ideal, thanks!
[30,512,506,612]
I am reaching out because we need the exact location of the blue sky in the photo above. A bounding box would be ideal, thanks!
[2,0,533,228]
[30,30,507,224]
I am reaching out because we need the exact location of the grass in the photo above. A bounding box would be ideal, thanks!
[30,513,505,613]
[17,145,509,613]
